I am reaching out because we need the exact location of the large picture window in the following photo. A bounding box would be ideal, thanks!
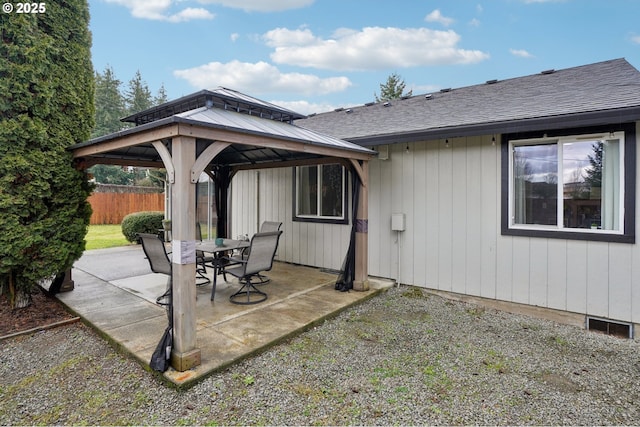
[294,164,347,223]
[503,125,635,243]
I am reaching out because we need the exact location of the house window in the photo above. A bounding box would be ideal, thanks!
[294,164,347,223]
[502,125,635,243]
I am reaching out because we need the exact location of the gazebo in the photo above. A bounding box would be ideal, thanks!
[70,88,376,371]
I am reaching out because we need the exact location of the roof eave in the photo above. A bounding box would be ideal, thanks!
[348,107,640,146]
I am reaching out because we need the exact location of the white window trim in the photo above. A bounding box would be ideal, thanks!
[295,164,346,221]
[508,131,625,235]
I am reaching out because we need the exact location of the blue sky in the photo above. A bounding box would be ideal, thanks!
[90,0,640,115]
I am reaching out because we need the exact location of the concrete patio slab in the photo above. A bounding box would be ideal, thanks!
[58,245,393,387]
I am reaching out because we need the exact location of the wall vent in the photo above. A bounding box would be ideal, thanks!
[587,316,633,339]
[375,144,389,160]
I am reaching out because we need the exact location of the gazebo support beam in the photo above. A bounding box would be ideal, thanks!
[169,136,201,371]
[353,160,369,291]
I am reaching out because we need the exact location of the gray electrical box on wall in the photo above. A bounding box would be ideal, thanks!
[391,213,405,231]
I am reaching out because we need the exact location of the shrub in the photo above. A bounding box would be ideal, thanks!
[121,211,164,243]
[0,1,95,308]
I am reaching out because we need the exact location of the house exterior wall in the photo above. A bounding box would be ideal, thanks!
[229,124,640,325]
[230,167,351,270]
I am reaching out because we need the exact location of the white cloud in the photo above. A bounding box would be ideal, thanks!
[263,27,317,47]
[510,48,534,58]
[413,84,441,94]
[230,33,240,42]
[196,0,314,12]
[264,26,489,71]
[631,35,640,44]
[173,60,352,96]
[271,100,339,116]
[104,0,214,22]
[425,9,454,27]
[166,7,215,22]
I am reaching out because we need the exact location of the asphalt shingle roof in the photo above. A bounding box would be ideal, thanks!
[297,58,640,145]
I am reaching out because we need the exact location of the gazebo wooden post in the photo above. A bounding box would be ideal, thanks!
[169,136,201,371]
[353,160,369,291]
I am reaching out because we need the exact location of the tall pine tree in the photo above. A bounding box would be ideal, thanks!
[0,1,94,308]
[126,70,153,115]
[374,73,413,102]
[155,83,168,106]
[90,69,167,188]
[92,65,126,138]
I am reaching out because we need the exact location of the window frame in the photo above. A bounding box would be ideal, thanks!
[292,164,349,224]
[501,124,636,243]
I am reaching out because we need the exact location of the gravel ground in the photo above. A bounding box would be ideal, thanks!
[1,285,640,426]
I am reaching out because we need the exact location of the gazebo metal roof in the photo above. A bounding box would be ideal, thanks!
[71,88,374,169]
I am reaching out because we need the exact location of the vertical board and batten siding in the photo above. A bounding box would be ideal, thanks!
[370,132,639,324]
[228,125,640,324]
[229,167,351,271]
[229,170,258,237]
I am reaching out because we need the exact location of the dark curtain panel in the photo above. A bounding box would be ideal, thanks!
[213,165,231,238]
[335,166,361,292]
[150,277,172,372]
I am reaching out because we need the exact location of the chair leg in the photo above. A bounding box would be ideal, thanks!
[196,268,210,286]
[156,277,172,306]
[196,258,211,286]
[229,277,267,305]
[250,273,270,285]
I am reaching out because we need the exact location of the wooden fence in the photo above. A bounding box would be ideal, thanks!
[89,191,165,225]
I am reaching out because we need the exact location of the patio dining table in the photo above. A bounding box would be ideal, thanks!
[196,238,250,300]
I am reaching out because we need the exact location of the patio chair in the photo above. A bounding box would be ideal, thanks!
[260,221,282,232]
[235,221,282,285]
[138,233,172,306]
[226,230,282,305]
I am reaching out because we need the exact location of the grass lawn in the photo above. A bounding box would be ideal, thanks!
[85,224,130,250]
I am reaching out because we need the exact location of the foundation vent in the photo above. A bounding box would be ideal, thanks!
[587,316,633,339]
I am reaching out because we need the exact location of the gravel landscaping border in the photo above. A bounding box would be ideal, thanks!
[1,285,639,425]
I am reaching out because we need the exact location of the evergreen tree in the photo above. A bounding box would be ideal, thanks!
[585,141,603,189]
[125,70,153,115]
[90,70,166,188]
[89,164,133,185]
[92,65,126,138]
[155,83,168,106]
[0,1,94,308]
[374,73,413,102]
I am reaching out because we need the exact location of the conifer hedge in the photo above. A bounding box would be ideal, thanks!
[0,1,95,308]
